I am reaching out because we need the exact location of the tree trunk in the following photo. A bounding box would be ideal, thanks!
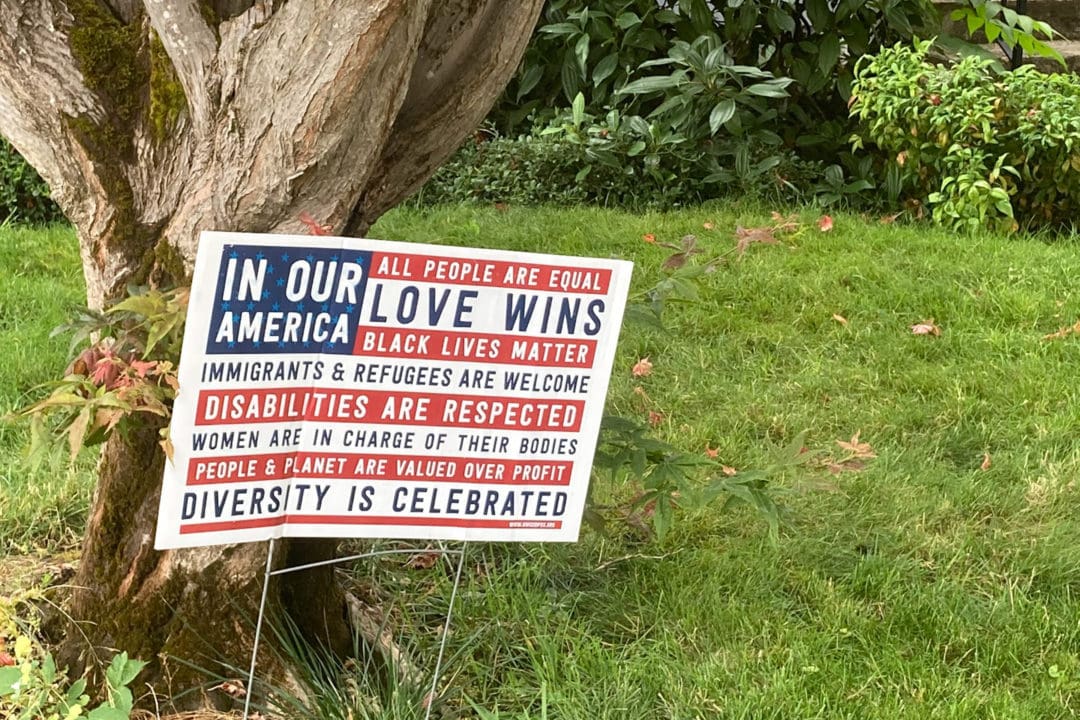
[0,0,543,709]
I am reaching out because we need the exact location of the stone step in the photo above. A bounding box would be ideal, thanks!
[935,0,1080,39]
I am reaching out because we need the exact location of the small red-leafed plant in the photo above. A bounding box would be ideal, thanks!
[6,286,188,463]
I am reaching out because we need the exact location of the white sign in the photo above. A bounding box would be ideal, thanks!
[154,232,633,549]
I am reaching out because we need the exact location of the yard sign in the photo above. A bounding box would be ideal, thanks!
[154,232,632,549]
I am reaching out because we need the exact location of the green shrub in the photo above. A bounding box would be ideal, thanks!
[415,131,821,210]
[0,139,61,225]
[493,0,937,148]
[852,40,1080,231]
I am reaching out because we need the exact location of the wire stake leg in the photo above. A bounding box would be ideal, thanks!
[424,542,469,720]
[243,537,276,720]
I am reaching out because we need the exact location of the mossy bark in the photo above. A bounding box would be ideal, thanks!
[52,419,351,711]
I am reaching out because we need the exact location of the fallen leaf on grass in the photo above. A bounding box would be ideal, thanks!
[980,453,992,471]
[642,233,657,244]
[734,225,780,256]
[832,313,849,326]
[721,465,737,477]
[1043,320,1080,340]
[407,551,440,570]
[703,221,715,230]
[632,357,653,377]
[837,430,876,459]
[818,215,834,232]
[910,321,941,337]
[770,211,801,232]
[0,651,13,667]
[705,446,719,459]
[648,410,664,427]
[880,212,903,225]
[661,234,703,270]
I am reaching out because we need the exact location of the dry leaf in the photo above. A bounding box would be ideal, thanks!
[832,313,848,326]
[642,233,657,244]
[769,212,801,233]
[910,321,941,337]
[632,357,653,377]
[407,552,440,570]
[734,225,779,256]
[818,215,834,232]
[0,652,13,667]
[705,446,719,459]
[1043,320,1080,340]
[980,453,992,471]
[836,430,876,459]
[633,385,649,398]
[721,465,737,477]
[648,410,664,427]
[896,151,908,167]
[703,221,715,230]
[880,212,902,225]
[211,680,247,698]
[159,434,176,463]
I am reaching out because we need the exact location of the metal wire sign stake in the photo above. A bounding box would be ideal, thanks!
[241,540,469,720]
[152,231,633,717]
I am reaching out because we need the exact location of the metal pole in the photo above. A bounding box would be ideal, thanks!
[424,542,469,720]
[243,537,276,720]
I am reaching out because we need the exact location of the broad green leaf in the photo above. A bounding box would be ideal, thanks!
[539,22,580,36]
[818,33,841,74]
[709,99,736,134]
[805,0,830,28]
[560,51,581,103]
[744,81,790,98]
[618,74,684,95]
[515,64,542,102]
[64,678,88,708]
[592,53,619,86]
[574,33,590,77]
[0,666,20,695]
[571,92,585,127]
[767,7,796,33]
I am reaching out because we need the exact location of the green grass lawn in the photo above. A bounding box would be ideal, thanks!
[5,206,1080,718]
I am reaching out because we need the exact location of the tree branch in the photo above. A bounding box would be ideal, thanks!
[0,0,105,228]
[350,0,545,229]
[143,0,219,130]
[163,0,434,260]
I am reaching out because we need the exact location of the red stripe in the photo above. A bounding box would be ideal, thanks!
[351,327,596,368]
[179,515,562,534]
[368,252,610,294]
[195,388,584,431]
[187,452,574,486]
